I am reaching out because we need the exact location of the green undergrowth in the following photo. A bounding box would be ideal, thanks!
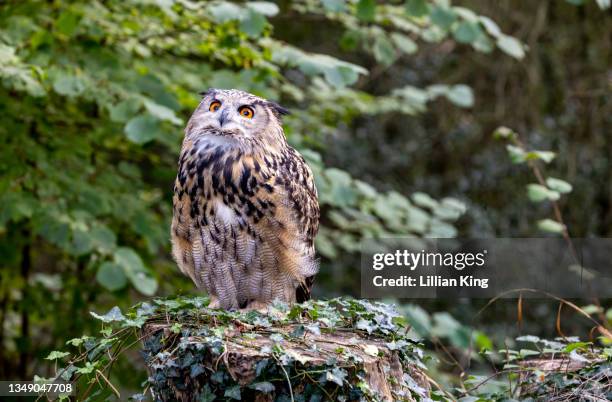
[47,297,430,401]
[44,296,612,401]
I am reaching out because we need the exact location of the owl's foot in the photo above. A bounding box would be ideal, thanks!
[208,297,221,309]
[242,300,270,313]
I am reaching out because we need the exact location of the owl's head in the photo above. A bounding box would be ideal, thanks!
[185,88,289,148]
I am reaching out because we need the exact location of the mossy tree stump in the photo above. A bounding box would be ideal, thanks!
[140,298,430,401]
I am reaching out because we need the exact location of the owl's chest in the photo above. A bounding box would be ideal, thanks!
[178,145,277,229]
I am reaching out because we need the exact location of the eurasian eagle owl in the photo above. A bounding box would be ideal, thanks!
[171,89,319,310]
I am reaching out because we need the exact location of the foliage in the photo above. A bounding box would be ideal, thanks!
[1,0,610,399]
[461,336,612,401]
[50,296,427,401]
[493,126,573,235]
[0,0,523,379]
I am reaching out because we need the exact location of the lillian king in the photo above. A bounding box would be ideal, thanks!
[373,275,489,289]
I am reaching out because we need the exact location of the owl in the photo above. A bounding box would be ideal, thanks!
[171,89,319,310]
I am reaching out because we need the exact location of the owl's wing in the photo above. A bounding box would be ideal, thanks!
[264,146,320,301]
[170,157,199,286]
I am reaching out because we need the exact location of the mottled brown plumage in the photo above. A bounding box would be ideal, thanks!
[171,89,319,310]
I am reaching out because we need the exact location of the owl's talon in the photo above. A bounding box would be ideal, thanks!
[208,297,221,309]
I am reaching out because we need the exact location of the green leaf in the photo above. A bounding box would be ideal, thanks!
[493,126,518,141]
[144,100,182,125]
[479,16,502,37]
[321,0,346,12]
[537,219,565,233]
[405,0,429,17]
[527,184,560,202]
[446,84,474,107]
[356,0,376,22]
[250,382,275,393]
[45,351,70,360]
[53,74,86,97]
[55,11,81,37]
[96,262,127,292]
[564,341,591,352]
[224,385,241,400]
[546,177,573,194]
[90,306,125,323]
[430,6,457,30]
[412,192,439,210]
[209,2,243,22]
[76,362,97,374]
[390,33,418,54]
[124,114,163,144]
[326,367,347,386]
[245,2,279,16]
[497,35,525,59]
[109,98,142,123]
[240,10,267,37]
[525,150,556,163]
[89,225,117,254]
[373,35,397,66]
[506,144,526,164]
[453,21,482,44]
[114,248,158,296]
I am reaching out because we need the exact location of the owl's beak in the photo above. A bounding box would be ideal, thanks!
[218,109,229,127]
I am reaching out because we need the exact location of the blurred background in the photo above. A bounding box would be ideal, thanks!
[0,0,610,393]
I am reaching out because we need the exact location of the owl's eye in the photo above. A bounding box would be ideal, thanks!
[238,106,254,119]
[209,101,221,112]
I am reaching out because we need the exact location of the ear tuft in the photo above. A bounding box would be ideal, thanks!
[268,101,290,118]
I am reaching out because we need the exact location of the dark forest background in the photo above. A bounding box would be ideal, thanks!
[0,0,610,395]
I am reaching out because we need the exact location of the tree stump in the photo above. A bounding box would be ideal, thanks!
[140,298,430,401]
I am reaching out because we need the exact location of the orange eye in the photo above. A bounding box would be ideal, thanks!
[209,101,221,112]
[239,106,254,119]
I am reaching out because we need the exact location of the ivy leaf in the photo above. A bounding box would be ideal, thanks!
[224,385,241,400]
[96,262,127,292]
[90,306,125,323]
[326,367,347,386]
[250,382,275,393]
[76,362,97,374]
[546,177,573,194]
[200,385,215,402]
[45,351,69,360]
